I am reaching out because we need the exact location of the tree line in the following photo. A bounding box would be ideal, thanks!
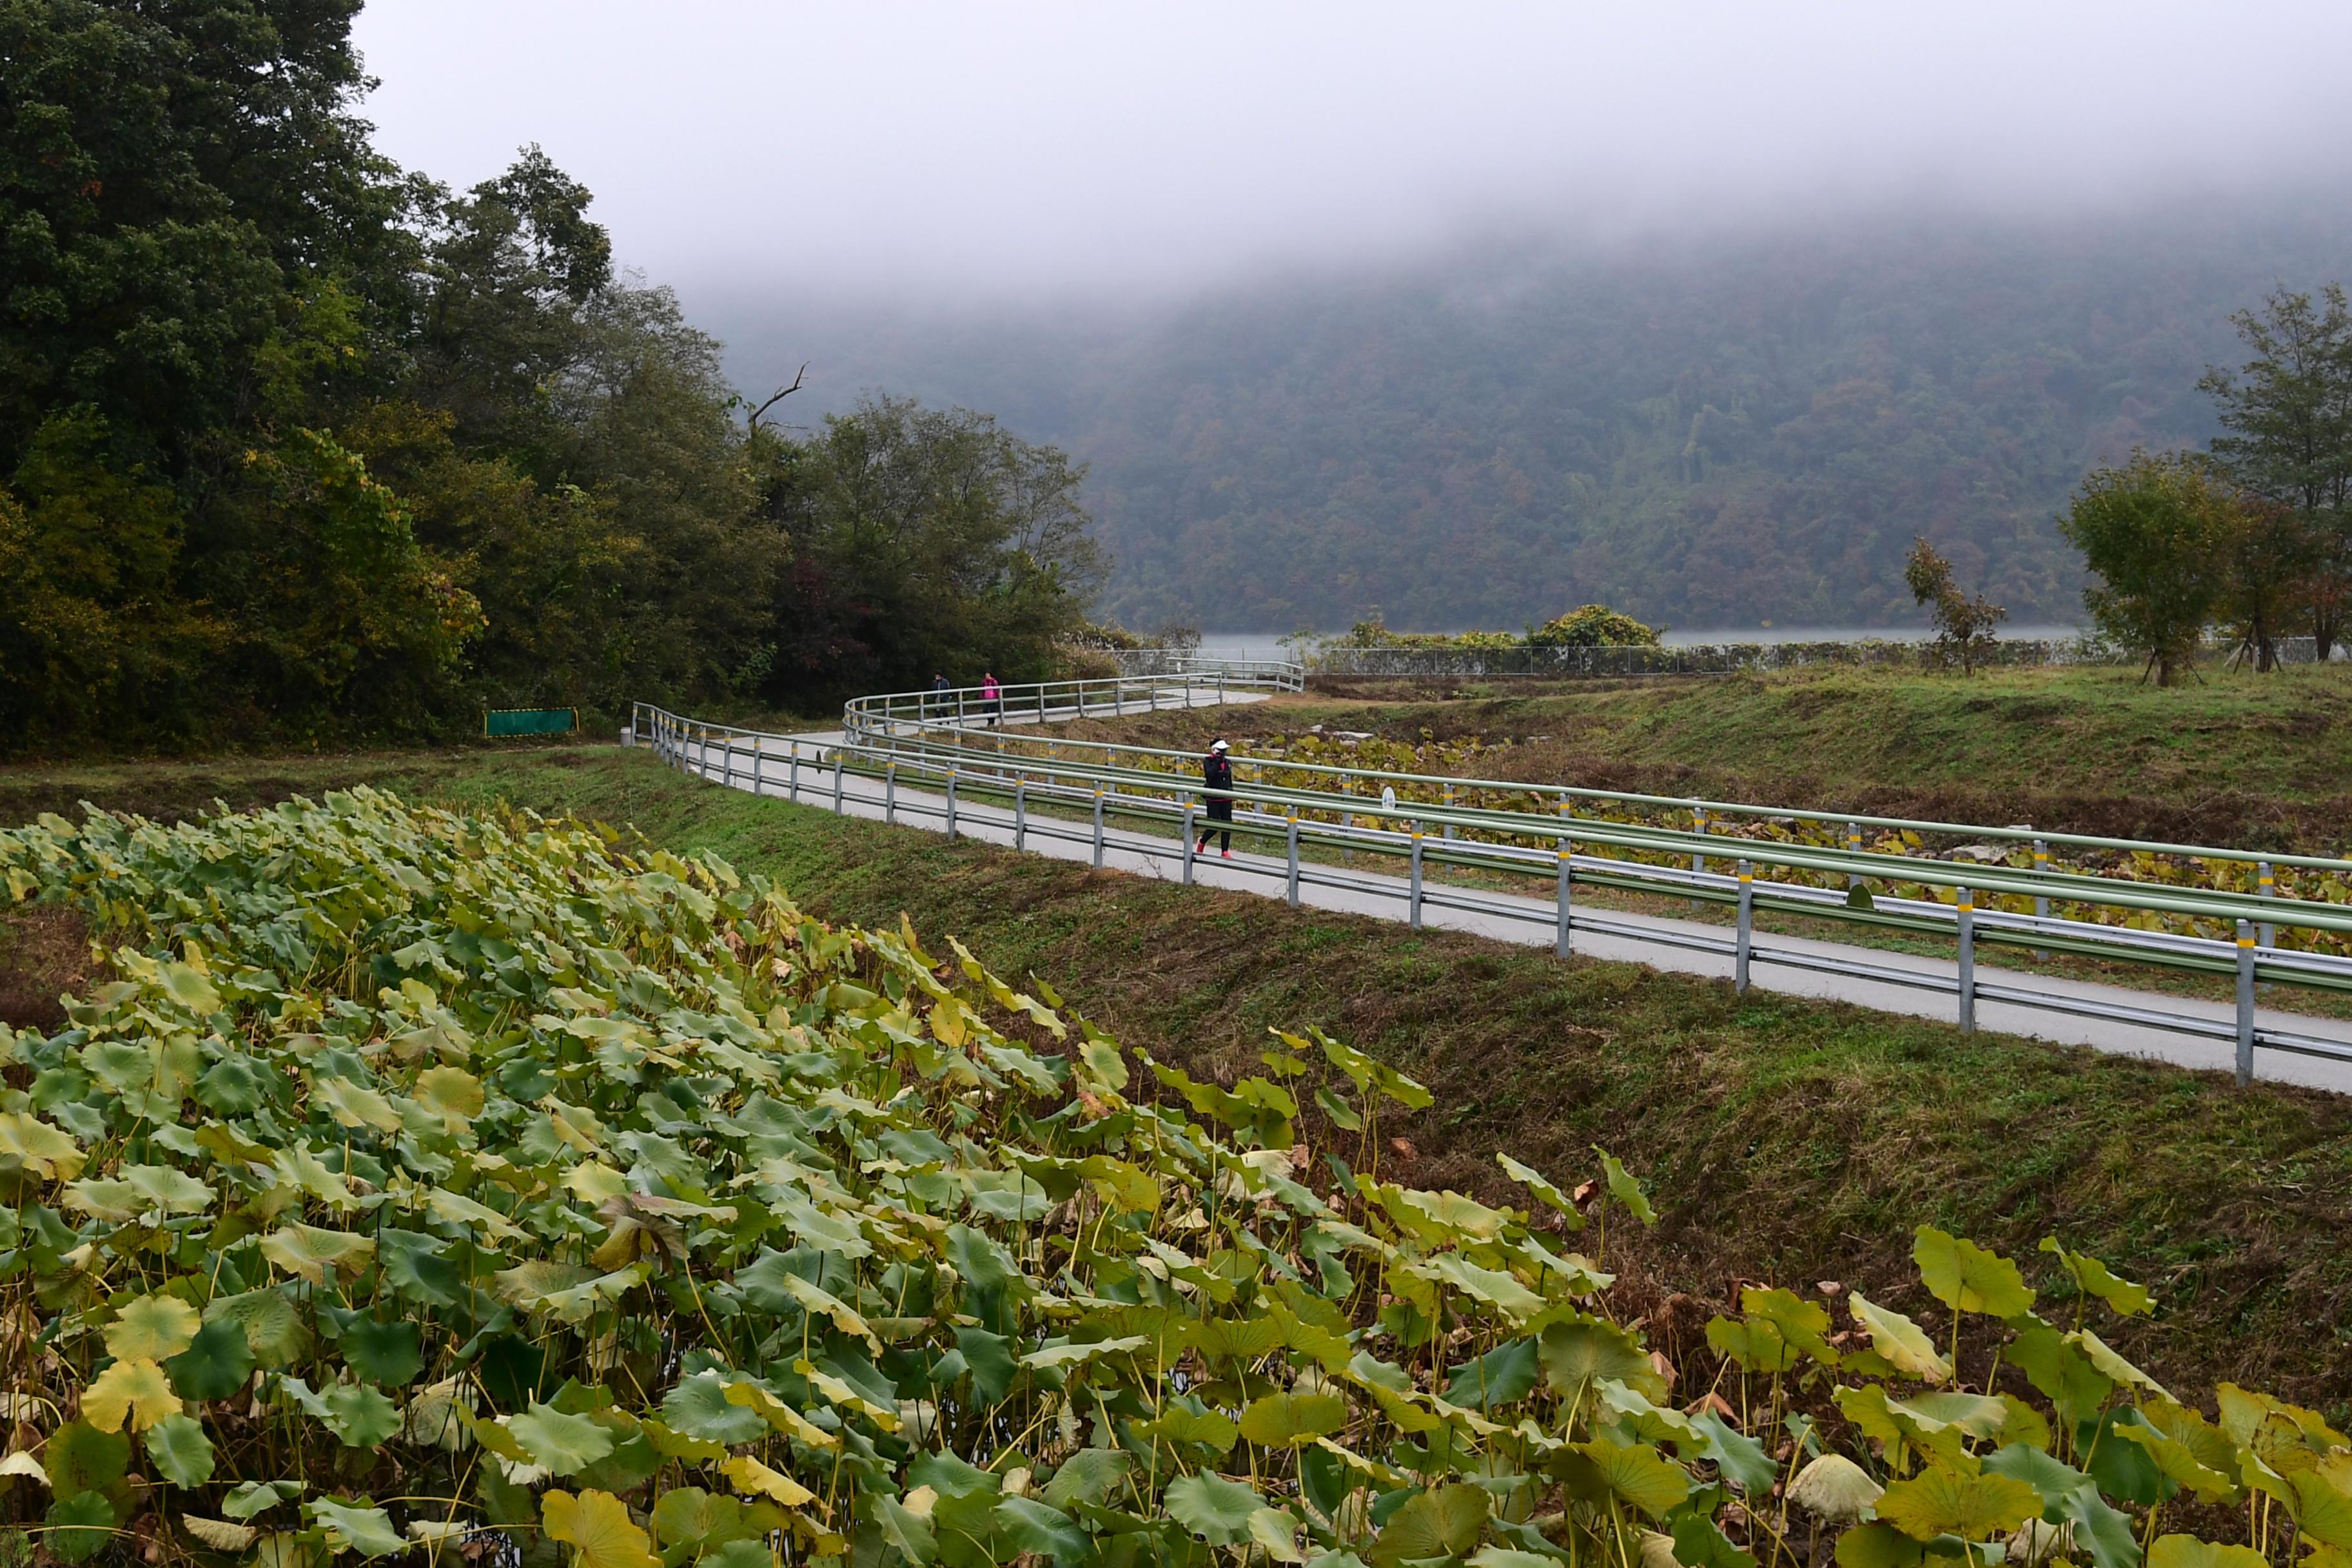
[2059,286,2352,683]
[0,1,1103,756]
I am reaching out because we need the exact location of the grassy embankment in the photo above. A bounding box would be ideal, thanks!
[5,738,2350,1416]
[1075,661,2352,851]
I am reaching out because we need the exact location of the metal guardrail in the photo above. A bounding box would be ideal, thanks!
[632,669,2352,1084]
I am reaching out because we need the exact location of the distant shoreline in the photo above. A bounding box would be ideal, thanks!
[1190,626,2088,660]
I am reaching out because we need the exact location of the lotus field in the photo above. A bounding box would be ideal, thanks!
[0,792,2344,1568]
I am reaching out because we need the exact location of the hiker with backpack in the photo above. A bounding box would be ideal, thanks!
[1196,739,1235,857]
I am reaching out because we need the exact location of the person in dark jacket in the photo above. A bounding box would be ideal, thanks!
[1196,738,1235,856]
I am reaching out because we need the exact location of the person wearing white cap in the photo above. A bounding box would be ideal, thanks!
[1196,739,1235,857]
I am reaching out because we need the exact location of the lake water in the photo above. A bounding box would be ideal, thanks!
[1194,625,2086,662]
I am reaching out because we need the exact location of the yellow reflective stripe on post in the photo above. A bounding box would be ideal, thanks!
[2239,934,2257,948]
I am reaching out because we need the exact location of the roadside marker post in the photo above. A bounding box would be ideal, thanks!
[2237,919,2258,1086]
[1286,818,1301,907]
[1182,803,1197,885]
[832,753,845,814]
[1556,843,1574,957]
[945,769,958,843]
[2033,838,2050,960]
[750,740,762,797]
[2259,861,2277,950]
[1734,859,1754,992]
[1092,791,1106,868]
[1409,832,1424,930]
[1956,887,1976,1035]
[886,763,897,826]
[1015,781,1030,852]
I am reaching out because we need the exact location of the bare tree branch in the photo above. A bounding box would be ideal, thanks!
[747,362,809,433]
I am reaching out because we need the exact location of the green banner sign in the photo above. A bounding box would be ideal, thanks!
[485,707,578,738]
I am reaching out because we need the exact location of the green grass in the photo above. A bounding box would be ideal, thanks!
[6,740,2350,1416]
[1072,662,2352,852]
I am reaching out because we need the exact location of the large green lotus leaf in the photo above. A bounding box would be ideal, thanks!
[1578,1441,1691,1520]
[257,1223,374,1286]
[2148,1539,2269,1568]
[1369,1484,1490,1567]
[574,1416,662,1495]
[1041,1449,1130,1511]
[1689,1409,1778,1492]
[954,1326,1019,1406]
[142,1413,216,1487]
[651,1488,754,1568]
[167,1320,257,1402]
[1671,1514,1758,1568]
[1135,1406,1239,1455]
[1238,1392,1349,1447]
[1847,1292,1952,1384]
[1876,1466,2041,1542]
[1443,1338,1541,1411]
[220,1481,306,1521]
[43,1422,129,1496]
[1165,1473,1265,1546]
[1914,1228,2035,1319]
[511,1404,618,1476]
[2038,1239,2152,1318]
[994,1496,1096,1567]
[1541,1317,1665,1402]
[375,1228,462,1308]
[104,1294,201,1363]
[308,1498,408,1559]
[662,1372,768,1447]
[1834,1524,1926,1568]
[44,1490,117,1562]
[196,1055,278,1115]
[340,1319,424,1387]
[1594,1148,1657,1225]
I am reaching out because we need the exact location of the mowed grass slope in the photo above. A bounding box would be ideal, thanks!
[1073,662,2352,850]
[6,742,2348,1415]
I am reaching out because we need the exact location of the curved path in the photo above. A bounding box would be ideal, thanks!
[648,694,2352,1096]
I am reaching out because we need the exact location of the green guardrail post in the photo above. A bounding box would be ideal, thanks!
[1957,886,1976,1035]
[2259,861,2276,950]
[945,769,957,843]
[885,763,897,826]
[1735,859,1754,992]
[2237,919,2257,1086]
[1017,781,1030,853]
[832,752,845,814]
[1092,790,1106,868]
[788,741,799,801]
[751,740,762,796]
[1182,803,1197,884]
[1287,816,1301,907]
[1443,787,1456,841]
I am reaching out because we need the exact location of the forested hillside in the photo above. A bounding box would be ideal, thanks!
[716,208,2352,631]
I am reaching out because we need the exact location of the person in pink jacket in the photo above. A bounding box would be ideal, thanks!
[980,672,1004,727]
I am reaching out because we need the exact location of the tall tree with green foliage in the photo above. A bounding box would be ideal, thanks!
[1903,538,2007,674]
[756,397,1102,702]
[2199,285,2352,658]
[2058,451,2237,686]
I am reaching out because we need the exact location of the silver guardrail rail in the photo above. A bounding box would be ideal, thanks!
[632,666,2352,1084]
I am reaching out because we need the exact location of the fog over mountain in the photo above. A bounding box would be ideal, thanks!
[351,1,2352,630]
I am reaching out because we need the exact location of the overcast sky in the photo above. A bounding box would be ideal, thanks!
[353,1,2352,305]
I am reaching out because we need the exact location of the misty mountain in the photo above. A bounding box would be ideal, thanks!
[698,204,2352,632]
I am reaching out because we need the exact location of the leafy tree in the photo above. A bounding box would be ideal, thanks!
[2058,451,2236,686]
[1527,604,1662,648]
[2199,285,2352,658]
[2211,498,2318,672]
[1903,538,2007,674]
[759,397,1102,703]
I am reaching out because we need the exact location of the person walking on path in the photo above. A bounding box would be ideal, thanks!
[1196,738,1235,857]
[980,671,1004,727]
[927,672,950,721]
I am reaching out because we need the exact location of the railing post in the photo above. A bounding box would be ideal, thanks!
[945,769,957,843]
[1735,859,1755,992]
[2258,860,2275,951]
[1038,685,1047,723]
[1092,789,1106,868]
[2236,918,2257,1086]
[1556,840,1573,957]
[788,741,799,801]
[2032,837,2050,961]
[1182,803,1197,884]
[1442,786,1456,841]
[1409,833,1424,930]
[1956,885,1975,1035]
[1286,816,1300,906]
[1846,821,1862,888]
[885,762,897,826]
[750,740,762,796]
[832,751,845,814]
[1015,780,1028,852]
[725,731,738,790]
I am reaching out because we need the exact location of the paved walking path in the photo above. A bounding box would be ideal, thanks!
[653,707,2352,1095]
